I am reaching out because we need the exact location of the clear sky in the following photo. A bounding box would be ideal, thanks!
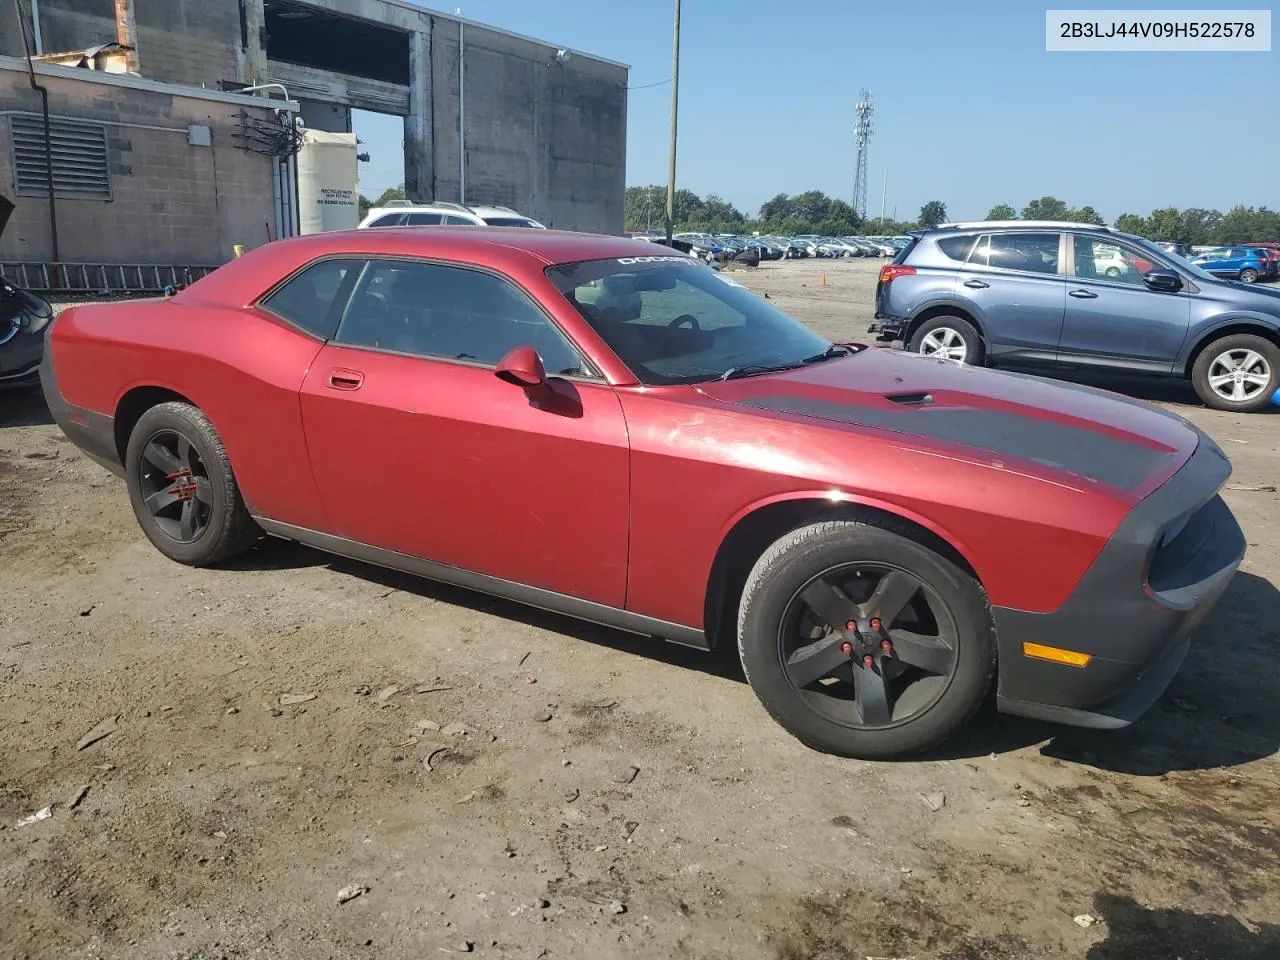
[354,0,1278,224]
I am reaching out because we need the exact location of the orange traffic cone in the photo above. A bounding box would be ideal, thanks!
[820,273,828,286]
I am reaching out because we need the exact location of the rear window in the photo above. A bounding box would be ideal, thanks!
[936,235,978,262]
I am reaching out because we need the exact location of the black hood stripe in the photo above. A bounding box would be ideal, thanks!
[737,395,1169,492]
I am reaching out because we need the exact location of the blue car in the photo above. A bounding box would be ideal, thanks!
[870,221,1280,411]
[1189,246,1271,283]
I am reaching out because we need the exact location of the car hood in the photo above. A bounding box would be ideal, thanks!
[697,348,1202,499]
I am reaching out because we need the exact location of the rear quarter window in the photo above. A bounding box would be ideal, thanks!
[891,236,920,264]
[260,258,363,340]
[935,235,978,262]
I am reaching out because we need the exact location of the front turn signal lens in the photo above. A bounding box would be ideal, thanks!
[1022,642,1092,668]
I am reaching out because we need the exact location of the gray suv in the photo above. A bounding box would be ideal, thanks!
[871,220,1280,412]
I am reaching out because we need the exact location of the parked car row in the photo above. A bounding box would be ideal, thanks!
[1188,245,1279,283]
[632,232,912,263]
[871,219,1280,412]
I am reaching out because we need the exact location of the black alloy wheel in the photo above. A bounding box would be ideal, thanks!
[780,562,958,729]
[136,428,214,543]
[124,401,259,565]
[737,520,995,758]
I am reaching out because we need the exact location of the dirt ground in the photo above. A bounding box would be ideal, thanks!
[2,257,1278,960]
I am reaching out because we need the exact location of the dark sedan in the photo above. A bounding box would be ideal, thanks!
[1,195,54,391]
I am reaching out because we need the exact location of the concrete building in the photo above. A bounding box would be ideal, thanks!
[1,0,628,280]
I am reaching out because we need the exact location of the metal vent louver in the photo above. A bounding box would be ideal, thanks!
[8,114,111,201]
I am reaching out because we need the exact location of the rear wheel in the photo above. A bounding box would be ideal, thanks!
[1239,268,1259,284]
[908,315,984,365]
[124,401,259,565]
[1191,334,1280,412]
[737,521,995,759]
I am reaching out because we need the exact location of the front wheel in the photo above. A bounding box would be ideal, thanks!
[124,401,260,565]
[908,315,984,365]
[737,521,995,759]
[1191,334,1280,412]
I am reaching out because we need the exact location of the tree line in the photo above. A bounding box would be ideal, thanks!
[626,185,1278,246]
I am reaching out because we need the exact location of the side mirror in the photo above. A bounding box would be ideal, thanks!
[495,345,550,400]
[1143,269,1182,293]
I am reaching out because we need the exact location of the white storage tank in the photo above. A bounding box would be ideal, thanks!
[296,129,359,234]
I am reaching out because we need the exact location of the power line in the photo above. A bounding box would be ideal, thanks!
[628,77,672,90]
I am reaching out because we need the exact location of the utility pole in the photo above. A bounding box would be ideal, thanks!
[664,0,681,242]
[879,168,887,224]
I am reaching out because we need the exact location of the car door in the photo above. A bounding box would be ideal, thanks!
[954,231,1066,362]
[1056,233,1192,372]
[298,257,630,607]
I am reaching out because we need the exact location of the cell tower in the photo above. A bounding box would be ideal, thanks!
[853,91,873,220]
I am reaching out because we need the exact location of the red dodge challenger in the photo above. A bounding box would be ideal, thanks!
[41,228,1245,758]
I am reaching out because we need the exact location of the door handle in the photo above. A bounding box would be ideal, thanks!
[1069,289,1099,299]
[327,368,364,390]
[963,278,989,288]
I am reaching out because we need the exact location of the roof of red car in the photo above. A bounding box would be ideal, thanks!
[321,226,660,264]
[175,228,668,307]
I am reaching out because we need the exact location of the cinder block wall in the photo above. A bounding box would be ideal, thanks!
[0,67,279,263]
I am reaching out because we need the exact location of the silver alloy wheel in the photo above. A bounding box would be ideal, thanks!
[1207,347,1271,403]
[918,327,968,363]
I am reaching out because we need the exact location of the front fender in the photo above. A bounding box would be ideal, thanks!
[1179,314,1280,369]
[715,488,986,586]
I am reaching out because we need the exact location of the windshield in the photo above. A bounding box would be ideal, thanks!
[546,257,833,385]
[1126,234,1217,282]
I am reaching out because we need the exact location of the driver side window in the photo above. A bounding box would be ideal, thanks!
[1072,236,1156,286]
[334,259,591,377]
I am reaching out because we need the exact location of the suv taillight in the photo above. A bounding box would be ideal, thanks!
[878,264,916,284]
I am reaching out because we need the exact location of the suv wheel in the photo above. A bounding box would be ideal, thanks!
[1191,334,1280,412]
[1239,268,1259,284]
[737,521,995,759]
[908,315,983,365]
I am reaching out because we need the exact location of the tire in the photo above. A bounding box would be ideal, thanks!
[1191,333,1280,412]
[1239,268,1258,284]
[737,520,995,759]
[124,401,260,565]
[908,315,984,365]
[1104,267,1122,278]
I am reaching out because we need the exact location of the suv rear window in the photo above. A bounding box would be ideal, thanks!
[936,235,978,261]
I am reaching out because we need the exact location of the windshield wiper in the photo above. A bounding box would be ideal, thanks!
[718,361,806,381]
[800,344,852,364]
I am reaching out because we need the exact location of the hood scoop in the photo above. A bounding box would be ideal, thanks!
[886,391,934,406]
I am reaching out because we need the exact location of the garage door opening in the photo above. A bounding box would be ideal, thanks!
[264,0,410,85]
[353,109,407,219]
